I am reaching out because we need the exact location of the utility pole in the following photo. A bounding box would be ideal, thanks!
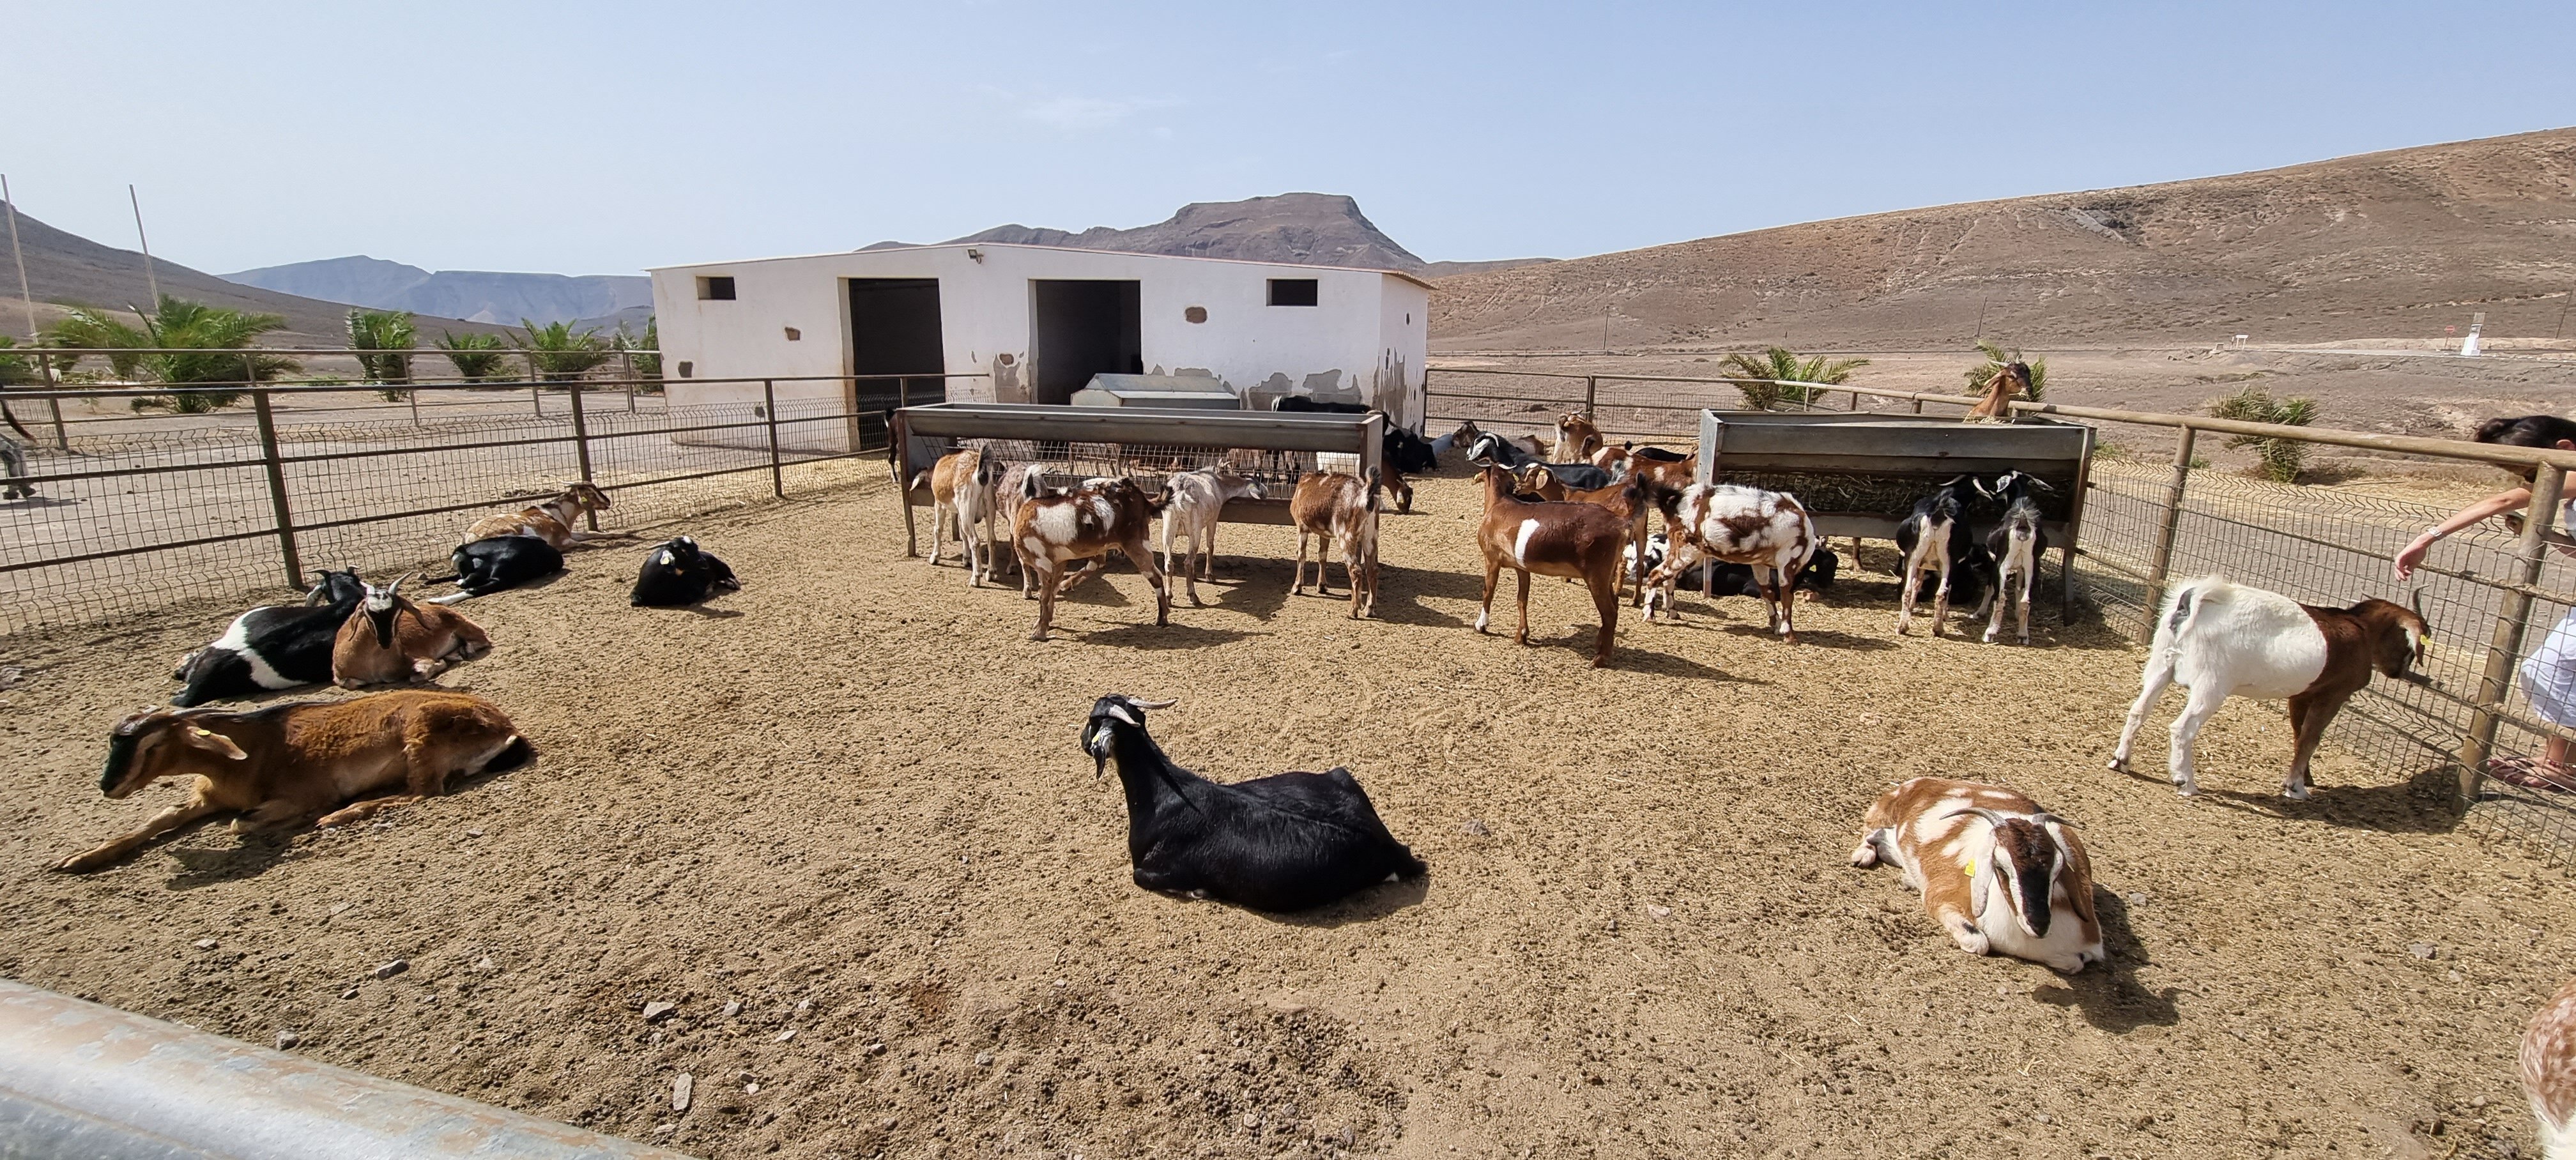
[128,185,160,306]
[2555,296,2570,344]
[1975,296,1990,342]
[3,174,34,340]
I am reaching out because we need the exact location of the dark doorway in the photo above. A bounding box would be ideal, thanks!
[848,278,945,412]
[1032,280,1142,405]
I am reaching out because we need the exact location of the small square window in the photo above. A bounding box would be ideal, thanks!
[698,275,737,301]
[1268,279,1318,307]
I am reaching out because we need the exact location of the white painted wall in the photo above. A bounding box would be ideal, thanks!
[648,243,1431,452]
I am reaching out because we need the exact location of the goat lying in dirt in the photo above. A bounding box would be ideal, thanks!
[465,482,612,549]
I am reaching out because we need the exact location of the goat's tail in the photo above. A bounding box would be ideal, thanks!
[2154,576,2227,658]
[1362,466,1382,513]
[908,470,929,491]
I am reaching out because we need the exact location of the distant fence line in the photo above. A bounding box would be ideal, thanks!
[1426,365,2576,860]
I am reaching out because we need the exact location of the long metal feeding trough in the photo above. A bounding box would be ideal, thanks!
[1691,410,2096,612]
[889,403,1385,556]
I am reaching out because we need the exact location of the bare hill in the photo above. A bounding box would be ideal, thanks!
[1431,127,2576,350]
[887,193,1430,272]
[0,204,501,345]
[225,256,652,327]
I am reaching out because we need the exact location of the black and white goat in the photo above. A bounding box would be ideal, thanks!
[169,569,369,707]
[630,535,741,607]
[1466,432,1617,492]
[1894,475,1984,637]
[1976,471,2054,645]
[1080,694,1424,912]
[423,535,564,604]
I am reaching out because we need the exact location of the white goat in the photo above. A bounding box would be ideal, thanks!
[1160,466,1265,606]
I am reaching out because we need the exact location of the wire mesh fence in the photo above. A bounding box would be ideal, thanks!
[0,374,972,637]
[1425,365,2576,862]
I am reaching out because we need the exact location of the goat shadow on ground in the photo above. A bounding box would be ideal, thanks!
[636,602,744,619]
[2,495,78,510]
[156,765,520,890]
[1241,871,1430,929]
[2031,888,2181,1033]
[2191,763,2464,836]
[1370,570,1468,629]
[1176,561,1291,620]
[1077,622,1269,650]
[431,570,570,602]
[1715,623,1896,652]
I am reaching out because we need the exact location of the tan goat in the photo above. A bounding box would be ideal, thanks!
[464,482,611,548]
[53,691,530,872]
[1552,412,1604,462]
[1966,361,2033,421]
[1289,468,1381,618]
[332,574,493,687]
[916,447,1002,585]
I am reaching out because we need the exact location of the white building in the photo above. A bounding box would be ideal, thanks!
[646,243,1432,451]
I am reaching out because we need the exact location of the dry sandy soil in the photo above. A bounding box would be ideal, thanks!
[3,472,2572,1159]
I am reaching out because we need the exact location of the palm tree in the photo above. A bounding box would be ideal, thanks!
[49,296,295,412]
[0,335,34,386]
[2208,386,2321,482]
[1715,347,1869,409]
[613,316,661,390]
[436,331,509,381]
[1963,340,2047,401]
[514,319,611,383]
[347,309,417,396]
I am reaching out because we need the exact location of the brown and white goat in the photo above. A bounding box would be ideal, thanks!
[53,691,530,872]
[1966,361,2033,421]
[1290,468,1382,618]
[1640,483,1817,641]
[2109,576,2428,798]
[2523,977,2576,1160]
[1552,412,1604,462]
[1013,475,1170,641]
[332,574,493,687]
[1162,466,1265,606]
[1473,466,1632,667]
[1851,777,2106,973]
[916,447,1002,586]
[1559,473,1652,600]
[464,482,611,549]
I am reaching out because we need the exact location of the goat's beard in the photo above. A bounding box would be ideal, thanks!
[1082,722,1112,777]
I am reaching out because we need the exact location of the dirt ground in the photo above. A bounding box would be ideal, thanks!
[3,471,2572,1159]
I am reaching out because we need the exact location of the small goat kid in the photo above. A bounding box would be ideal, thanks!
[1894,475,1981,637]
[1081,694,1423,912]
[1640,484,1816,642]
[1851,777,2106,973]
[1978,471,2054,645]
[1160,466,1265,606]
[918,448,1003,586]
[1290,468,1382,618]
[1015,475,1170,641]
[464,482,611,549]
[54,691,530,872]
[332,574,493,688]
[2108,577,2428,798]
[1474,466,1632,666]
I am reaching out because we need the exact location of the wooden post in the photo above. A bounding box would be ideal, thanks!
[1583,375,1597,417]
[1911,396,1924,415]
[2461,466,2567,793]
[2140,425,2198,616]
[526,353,542,415]
[250,388,303,589]
[567,382,598,531]
[762,379,784,499]
[38,353,65,448]
[619,349,636,413]
[894,409,918,558]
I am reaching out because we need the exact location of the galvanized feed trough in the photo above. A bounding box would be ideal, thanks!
[1691,411,2096,612]
[890,402,1384,556]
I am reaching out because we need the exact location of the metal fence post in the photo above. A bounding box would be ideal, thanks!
[526,353,543,416]
[2461,466,2567,793]
[566,382,598,531]
[762,379,784,499]
[1582,376,1597,416]
[2140,424,2199,615]
[38,353,66,448]
[250,389,303,588]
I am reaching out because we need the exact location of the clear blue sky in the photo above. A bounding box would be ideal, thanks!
[9,1,2573,277]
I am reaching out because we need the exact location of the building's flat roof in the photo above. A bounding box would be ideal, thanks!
[647,241,1434,291]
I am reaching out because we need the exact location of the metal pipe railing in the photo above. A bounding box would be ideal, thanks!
[0,978,691,1159]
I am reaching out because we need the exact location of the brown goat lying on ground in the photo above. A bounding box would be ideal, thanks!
[332,574,492,687]
[465,482,611,549]
[53,690,530,873]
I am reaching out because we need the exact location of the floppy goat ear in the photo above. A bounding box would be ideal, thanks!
[180,726,247,761]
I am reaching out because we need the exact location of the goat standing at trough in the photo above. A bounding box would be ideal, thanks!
[170,569,369,706]
[1978,471,2054,645]
[1851,777,2105,973]
[1552,412,1604,462]
[1080,694,1423,912]
[917,448,1002,586]
[1629,535,1836,600]
[422,535,564,604]
[1290,468,1382,618]
[1160,466,1264,606]
[1467,432,1616,492]
[1966,361,2033,421]
[53,691,530,872]
[1894,475,1984,637]
[631,535,740,606]
[332,574,493,688]
[2108,577,2428,799]
[1381,422,1438,514]
[464,482,611,549]
[1639,483,1816,642]
[1014,475,1170,641]
[1474,466,1633,666]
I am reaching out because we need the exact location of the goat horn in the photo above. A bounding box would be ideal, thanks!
[2028,811,2078,830]
[2409,588,2428,619]
[1130,698,1179,710]
[1939,805,2012,827]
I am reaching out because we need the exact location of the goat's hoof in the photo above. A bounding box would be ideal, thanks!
[2281,785,2312,802]
[2105,758,2127,773]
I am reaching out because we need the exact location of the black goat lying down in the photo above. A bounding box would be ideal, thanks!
[170,568,368,706]
[424,535,563,603]
[630,535,740,606]
[1082,694,1424,912]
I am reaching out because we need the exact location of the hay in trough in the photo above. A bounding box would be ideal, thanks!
[1714,468,2076,522]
